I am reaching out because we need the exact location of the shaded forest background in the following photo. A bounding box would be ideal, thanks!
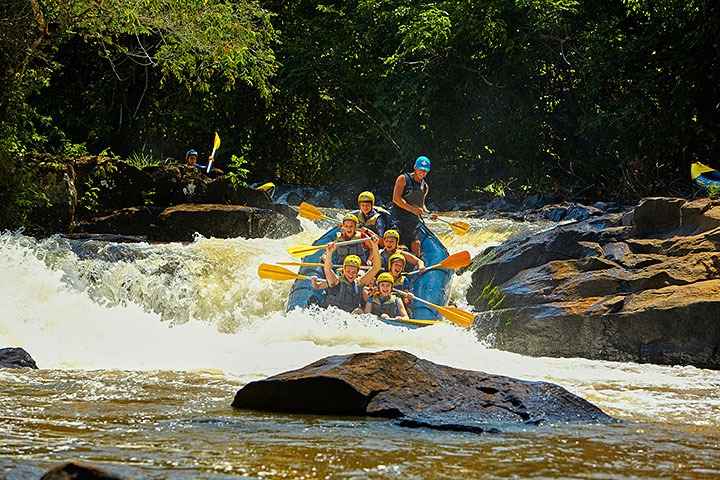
[1,0,719,228]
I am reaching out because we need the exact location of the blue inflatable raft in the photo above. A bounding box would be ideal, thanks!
[286,221,452,324]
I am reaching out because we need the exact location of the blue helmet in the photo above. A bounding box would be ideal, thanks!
[414,156,431,171]
[186,149,198,158]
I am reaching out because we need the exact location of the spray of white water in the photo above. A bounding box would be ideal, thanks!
[1,219,719,427]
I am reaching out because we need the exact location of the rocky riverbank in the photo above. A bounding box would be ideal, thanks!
[468,196,720,370]
[14,156,720,370]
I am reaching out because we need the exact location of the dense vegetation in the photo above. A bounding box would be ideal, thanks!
[2,0,719,227]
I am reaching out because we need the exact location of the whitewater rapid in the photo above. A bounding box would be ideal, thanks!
[1,219,719,428]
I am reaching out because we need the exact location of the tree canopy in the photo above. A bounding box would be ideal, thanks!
[2,0,719,223]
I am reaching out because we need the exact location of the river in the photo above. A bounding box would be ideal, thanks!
[1,215,719,479]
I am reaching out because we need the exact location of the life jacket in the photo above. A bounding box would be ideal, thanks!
[323,275,363,312]
[379,249,394,271]
[332,231,368,264]
[401,173,427,208]
[369,293,400,317]
[393,274,410,291]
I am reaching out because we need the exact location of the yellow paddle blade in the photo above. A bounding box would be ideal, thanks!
[447,220,470,236]
[433,304,474,328]
[298,202,330,221]
[393,288,475,328]
[433,250,471,270]
[437,217,470,236]
[257,263,308,281]
[286,243,327,258]
[255,182,275,192]
[407,250,471,276]
[213,132,221,150]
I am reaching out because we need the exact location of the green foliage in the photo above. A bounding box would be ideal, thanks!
[0,149,49,230]
[3,0,720,208]
[226,154,251,188]
[124,148,165,169]
[77,160,120,215]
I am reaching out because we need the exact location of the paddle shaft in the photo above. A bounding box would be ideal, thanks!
[288,236,369,257]
[277,261,371,269]
[208,133,220,173]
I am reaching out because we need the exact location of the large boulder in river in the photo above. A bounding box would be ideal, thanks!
[232,350,614,431]
[469,197,720,369]
[0,347,38,369]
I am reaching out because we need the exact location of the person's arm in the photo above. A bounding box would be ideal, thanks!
[359,234,381,286]
[324,242,339,287]
[364,298,373,315]
[402,251,426,273]
[421,183,438,220]
[396,297,409,320]
[310,276,328,290]
[392,175,419,216]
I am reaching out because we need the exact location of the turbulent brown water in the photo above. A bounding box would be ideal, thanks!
[1,216,719,479]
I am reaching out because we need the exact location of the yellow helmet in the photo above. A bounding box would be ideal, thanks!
[342,213,358,224]
[358,191,375,206]
[383,229,400,240]
[343,255,362,268]
[376,272,395,284]
[388,253,406,268]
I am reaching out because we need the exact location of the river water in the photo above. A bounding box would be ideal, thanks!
[1,215,719,479]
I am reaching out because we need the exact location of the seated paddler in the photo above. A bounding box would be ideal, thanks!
[364,272,409,321]
[311,234,381,314]
[375,229,426,273]
[350,191,389,244]
[322,212,372,265]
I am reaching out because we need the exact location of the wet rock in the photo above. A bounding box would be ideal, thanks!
[0,347,38,369]
[152,204,301,242]
[73,206,156,236]
[232,350,614,431]
[41,462,128,480]
[470,196,720,369]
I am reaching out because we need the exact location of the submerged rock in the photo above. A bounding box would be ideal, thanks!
[232,350,614,431]
[0,347,38,369]
[41,462,128,480]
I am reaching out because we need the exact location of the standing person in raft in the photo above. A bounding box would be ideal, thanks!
[310,234,382,314]
[391,156,438,257]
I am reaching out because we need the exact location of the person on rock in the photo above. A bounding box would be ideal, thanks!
[364,272,409,321]
[185,149,213,171]
[391,156,438,257]
[310,234,381,313]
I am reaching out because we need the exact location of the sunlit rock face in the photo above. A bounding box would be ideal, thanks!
[470,197,720,369]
